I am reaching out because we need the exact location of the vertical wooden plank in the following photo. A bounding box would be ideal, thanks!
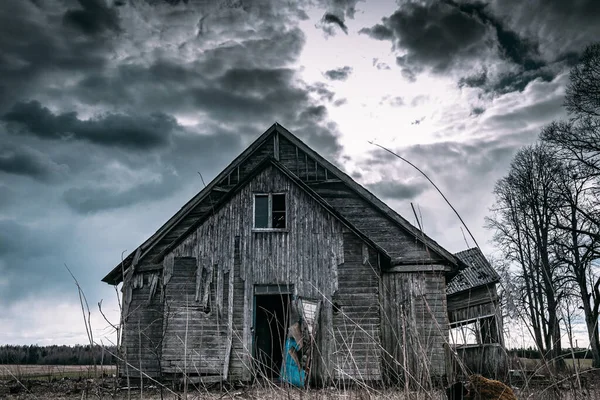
[295,146,299,177]
[274,131,280,161]
[222,267,235,380]
[305,152,308,180]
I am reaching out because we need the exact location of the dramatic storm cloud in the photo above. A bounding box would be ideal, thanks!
[0,0,596,346]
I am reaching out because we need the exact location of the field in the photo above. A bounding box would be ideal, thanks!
[0,364,116,380]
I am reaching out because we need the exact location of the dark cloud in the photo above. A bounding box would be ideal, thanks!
[0,0,343,334]
[360,25,393,40]
[441,0,543,71]
[0,220,39,257]
[488,0,600,60]
[293,120,341,157]
[360,2,490,75]
[200,27,306,71]
[366,180,428,201]
[0,1,113,111]
[489,69,555,94]
[401,139,521,179]
[0,218,84,303]
[307,82,335,102]
[359,0,575,92]
[315,0,360,35]
[323,0,359,19]
[0,185,15,209]
[321,13,348,34]
[324,66,353,81]
[471,107,485,116]
[458,63,558,94]
[63,172,180,214]
[0,145,68,182]
[67,61,341,154]
[2,101,178,150]
[63,0,122,36]
[218,68,296,94]
[459,69,488,89]
[299,105,328,121]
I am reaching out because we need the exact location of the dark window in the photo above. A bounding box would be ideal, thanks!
[254,193,286,229]
[272,194,286,228]
[254,194,269,228]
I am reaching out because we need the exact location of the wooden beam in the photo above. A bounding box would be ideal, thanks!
[387,264,451,273]
[136,263,163,273]
[306,179,342,185]
[274,131,280,161]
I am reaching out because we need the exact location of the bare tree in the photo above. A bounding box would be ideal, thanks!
[542,43,600,230]
[535,44,600,368]
[565,43,600,121]
[551,161,600,367]
[487,144,567,369]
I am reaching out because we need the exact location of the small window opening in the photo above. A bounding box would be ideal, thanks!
[254,194,269,228]
[254,193,286,229]
[272,194,286,228]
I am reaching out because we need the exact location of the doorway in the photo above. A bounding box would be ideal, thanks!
[254,289,292,380]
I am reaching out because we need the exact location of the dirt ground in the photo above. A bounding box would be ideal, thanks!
[0,379,449,400]
[2,371,600,399]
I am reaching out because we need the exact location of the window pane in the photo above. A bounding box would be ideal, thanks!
[272,194,286,211]
[272,194,286,228]
[272,212,286,228]
[255,195,269,228]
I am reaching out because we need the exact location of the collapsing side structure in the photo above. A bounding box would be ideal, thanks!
[102,123,506,387]
[447,248,507,380]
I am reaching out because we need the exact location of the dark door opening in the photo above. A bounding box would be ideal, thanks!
[254,293,290,380]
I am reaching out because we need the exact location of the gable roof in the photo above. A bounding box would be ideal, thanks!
[103,123,460,284]
[155,157,390,262]
[447,247,501,296]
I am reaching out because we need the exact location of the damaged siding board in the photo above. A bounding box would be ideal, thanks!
[161,257,229,375]
[332,232,382,381]
[447,285,499,322]
[166,165,376,382]
[380,271,448,385]
[121,272,164,377]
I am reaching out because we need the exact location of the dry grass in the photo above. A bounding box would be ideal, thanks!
[2,381,600,400]
[0,364,116,380]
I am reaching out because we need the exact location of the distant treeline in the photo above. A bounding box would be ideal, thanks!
[0,345,117,365]
[509,347,593,360]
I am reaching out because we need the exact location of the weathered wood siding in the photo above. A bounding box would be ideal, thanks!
[380,271,449,385]
[277,135,443,264]
[161,257,231,375]
[451,344,508,380]
[131,139,275,274]
[447,285,506,379]
[121,271,164,377]
[331,233,382,381]
[165,164,381,382]
[447,285,500,325]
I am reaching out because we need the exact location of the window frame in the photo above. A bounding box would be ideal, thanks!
[252,192,288,231]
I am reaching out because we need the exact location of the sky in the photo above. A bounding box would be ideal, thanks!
[1,0,599,348]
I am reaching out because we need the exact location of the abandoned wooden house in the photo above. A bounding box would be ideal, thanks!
[101,123,505,386]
